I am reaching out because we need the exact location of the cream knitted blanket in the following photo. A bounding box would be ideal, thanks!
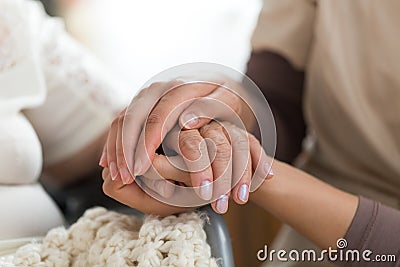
[0,207,219,267]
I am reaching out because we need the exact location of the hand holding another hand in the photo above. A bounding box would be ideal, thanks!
[100,76,274,215]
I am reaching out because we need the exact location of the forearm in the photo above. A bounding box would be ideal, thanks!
[251,160,358,249]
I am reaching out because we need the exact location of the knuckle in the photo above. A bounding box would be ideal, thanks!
[200,122,232,161]
[199,122,221,137]
[136,89,146,98]
[146,111,164,126]
[234,135,250,151]
[149,82,164,90]
[158,93,172,106]
[179,132,202,155]
[215,145,231,162]
[169,79,183,89]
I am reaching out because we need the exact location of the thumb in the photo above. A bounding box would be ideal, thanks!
[179,85,243,130]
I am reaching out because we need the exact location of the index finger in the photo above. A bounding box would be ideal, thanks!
[121,81,182,176]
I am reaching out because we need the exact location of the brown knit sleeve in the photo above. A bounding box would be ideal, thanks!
[339,196,400,267]
[245,50,306,163]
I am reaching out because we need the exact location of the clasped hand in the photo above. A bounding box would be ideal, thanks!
[99,80,273,216]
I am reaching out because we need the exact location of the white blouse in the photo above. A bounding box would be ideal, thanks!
[0,0,128,239]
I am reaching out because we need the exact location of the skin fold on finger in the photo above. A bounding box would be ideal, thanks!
[199,121,233,214]
[133,82,220,178]
[177,129,214,200]
[163,125,214,199]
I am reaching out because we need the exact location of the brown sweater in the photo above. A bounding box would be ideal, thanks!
[340,197,400,267]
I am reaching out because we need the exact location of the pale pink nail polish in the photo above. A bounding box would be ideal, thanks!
[109,162,118,181]
[199,180,212,200]
[119,167,131,184]
[216,195,228,213]
[99,152,107,167]
[182,113,198,128]
[238,184,249,202]
[269,168,274,176]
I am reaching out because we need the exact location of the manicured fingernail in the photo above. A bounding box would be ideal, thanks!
[238,184,249,202]
[119,167,131,184]
[181,113,198,128]
[268,168,274,177]
[134,159,142,176]
[199,180,212,200]
[99,152,107,167]
[109,162,118,181]
[216,195,228,213]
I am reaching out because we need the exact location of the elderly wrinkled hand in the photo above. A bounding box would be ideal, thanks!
[100,81,273,215]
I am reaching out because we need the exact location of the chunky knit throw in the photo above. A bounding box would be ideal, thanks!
[0,207,219,267]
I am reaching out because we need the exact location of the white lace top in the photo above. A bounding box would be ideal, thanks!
[0,0,128,239]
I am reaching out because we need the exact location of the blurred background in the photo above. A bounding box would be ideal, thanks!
[38,1,281,266]
[44,0,261,93]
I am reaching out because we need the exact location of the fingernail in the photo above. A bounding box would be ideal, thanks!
[268,168,274,177]
[99,152,107,167]
[119,167,131,184]
[199,180,212,200]
[109,162,118,181]
[182,113,198,128]
[134,159,142,176]
[155,180,165,197]
[216,195,228,213]
[238,184,249,202]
